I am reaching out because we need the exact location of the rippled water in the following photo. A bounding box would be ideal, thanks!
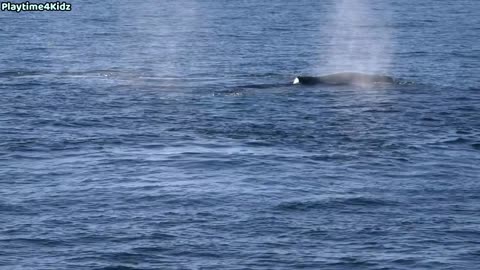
[1,0,480,269]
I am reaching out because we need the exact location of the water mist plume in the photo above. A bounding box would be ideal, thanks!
[322,0,392,75]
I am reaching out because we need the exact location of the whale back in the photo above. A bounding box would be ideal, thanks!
[294,72,394,86]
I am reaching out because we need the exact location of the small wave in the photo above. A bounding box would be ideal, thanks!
[445,229,480,238]
[0,69,125,80]
[390,258,417,266]
[395,51,429,56]
[95,266,140,270]
[149,232,177,240]
[306,153,355,162]
[362,108,402,113]
[213,82,291,96]
[454,106,477,112]
[276,197,398,211]
[0,202,30,213]
[395,78,416,86]
[213,89,247,97]
[472,143,480,150]
[235,83,292,89]
[264,26,291,32]
[439,137,471,144]
[234,72,287,78]
[99,252,151,264]
[459,249,480,257]
[451,51,480,59]
[131,246,170,254]
[420,117,443,122]
[2,237,66,247]
[325,257,378,268]
[0,70,46,78]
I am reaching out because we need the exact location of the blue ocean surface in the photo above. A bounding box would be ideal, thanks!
[1,0,480,269]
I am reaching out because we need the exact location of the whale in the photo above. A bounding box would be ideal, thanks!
[293,72,395,86]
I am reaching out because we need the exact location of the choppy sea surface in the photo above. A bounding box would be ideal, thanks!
[1,0,480,269]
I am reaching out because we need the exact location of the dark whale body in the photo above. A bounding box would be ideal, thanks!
[293,72,395,86]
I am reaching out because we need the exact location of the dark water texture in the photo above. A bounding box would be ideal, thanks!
[1,0,480,269]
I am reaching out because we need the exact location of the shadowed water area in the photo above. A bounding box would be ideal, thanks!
[1,0,480,269]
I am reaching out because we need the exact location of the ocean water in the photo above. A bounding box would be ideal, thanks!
[1,0,480,269]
